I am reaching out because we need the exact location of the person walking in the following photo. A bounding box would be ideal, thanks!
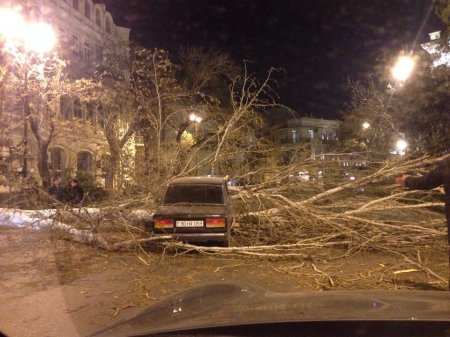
[396,155,450,290]
[48,177,65,204]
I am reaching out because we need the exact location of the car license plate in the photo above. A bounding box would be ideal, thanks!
[176,220,204,227]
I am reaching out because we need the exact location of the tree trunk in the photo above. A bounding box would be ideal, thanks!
[29,109,55,188]
[37,142,51,188]
[142,128,154,177]
[106,152,120,194]
[104,131,121,194]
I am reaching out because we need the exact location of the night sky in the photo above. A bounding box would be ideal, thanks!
[102,0,443,120]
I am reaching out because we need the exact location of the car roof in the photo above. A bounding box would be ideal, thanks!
[167,176,226,185]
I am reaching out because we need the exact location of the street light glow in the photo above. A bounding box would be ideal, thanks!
[362,122,370,129]
[396,139,408,153]
[0,7,56,54]
[24,22,56,53]
[189,113,202,123]
[391,56,415,82]
[0,8,26,41]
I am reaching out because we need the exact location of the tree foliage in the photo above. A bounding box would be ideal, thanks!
[397,62,450,154]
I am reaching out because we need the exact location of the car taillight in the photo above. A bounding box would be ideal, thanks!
[206,218,226,228]
[154,219,174,228]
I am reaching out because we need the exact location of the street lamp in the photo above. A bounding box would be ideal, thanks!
[189,113,202,124]
[0,6,56,178]
[391,55,415,82]
[362,122,370,130]
[189,113,202,136]
[396,139,408,155]
[188,113,202,174]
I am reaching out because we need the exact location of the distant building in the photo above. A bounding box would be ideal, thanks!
[272,117,340,158]
[420,31,450,68]
[2,0,130,187]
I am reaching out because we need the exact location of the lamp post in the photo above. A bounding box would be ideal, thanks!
[189,113,202,136]
[0,7,56,178]
[189,113,202,174]
[387,55,415,156]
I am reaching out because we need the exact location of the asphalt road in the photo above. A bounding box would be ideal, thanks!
[0,226,447,337]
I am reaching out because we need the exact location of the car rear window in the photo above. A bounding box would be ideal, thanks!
[163,184,224,204]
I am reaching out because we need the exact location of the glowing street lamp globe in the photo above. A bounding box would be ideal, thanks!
[189,113,202,123]
[391,56,415,82]
[0,8,25,41]
[0,7,56,54]
[24,22,56,54]
[396,139,408,153]
[362,122,370,130]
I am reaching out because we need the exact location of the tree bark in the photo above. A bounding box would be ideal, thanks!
[29,109,55,188]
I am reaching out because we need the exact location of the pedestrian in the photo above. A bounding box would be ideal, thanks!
[396,155,450,290]
[68,179,84,207]
[48,177,65,204]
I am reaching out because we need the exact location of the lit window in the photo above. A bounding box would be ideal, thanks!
[291,130,298,143]
[308,129,314,139]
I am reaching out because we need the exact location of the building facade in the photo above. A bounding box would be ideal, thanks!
[272,117,340,158]
[421,31,450,68]
[1,0,130,188]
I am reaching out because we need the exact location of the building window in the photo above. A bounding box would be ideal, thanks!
[72,34,80,53]
[77,151,93,172]
[105,17,112,34]
[84,1,91,19]
[95,46,103,61]
[84,43,91,63]
[308,129,314,139]
[95,8,101,27]
[58,26,67,43]
[49,148,65,171]
[100,154,110,176]
[73,98,82,119]
[60,95,72,119]
[97,103,105,127]
[86,102,95,122]
[72,0,79,11]
[291,130,298,144]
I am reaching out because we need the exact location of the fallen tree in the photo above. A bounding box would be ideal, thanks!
[1,155,447,285]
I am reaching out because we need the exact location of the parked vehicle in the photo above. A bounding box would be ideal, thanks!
[149,176,232,247]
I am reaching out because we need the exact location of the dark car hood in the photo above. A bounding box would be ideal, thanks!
[89,282,450,337]
[154,204,228,216]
